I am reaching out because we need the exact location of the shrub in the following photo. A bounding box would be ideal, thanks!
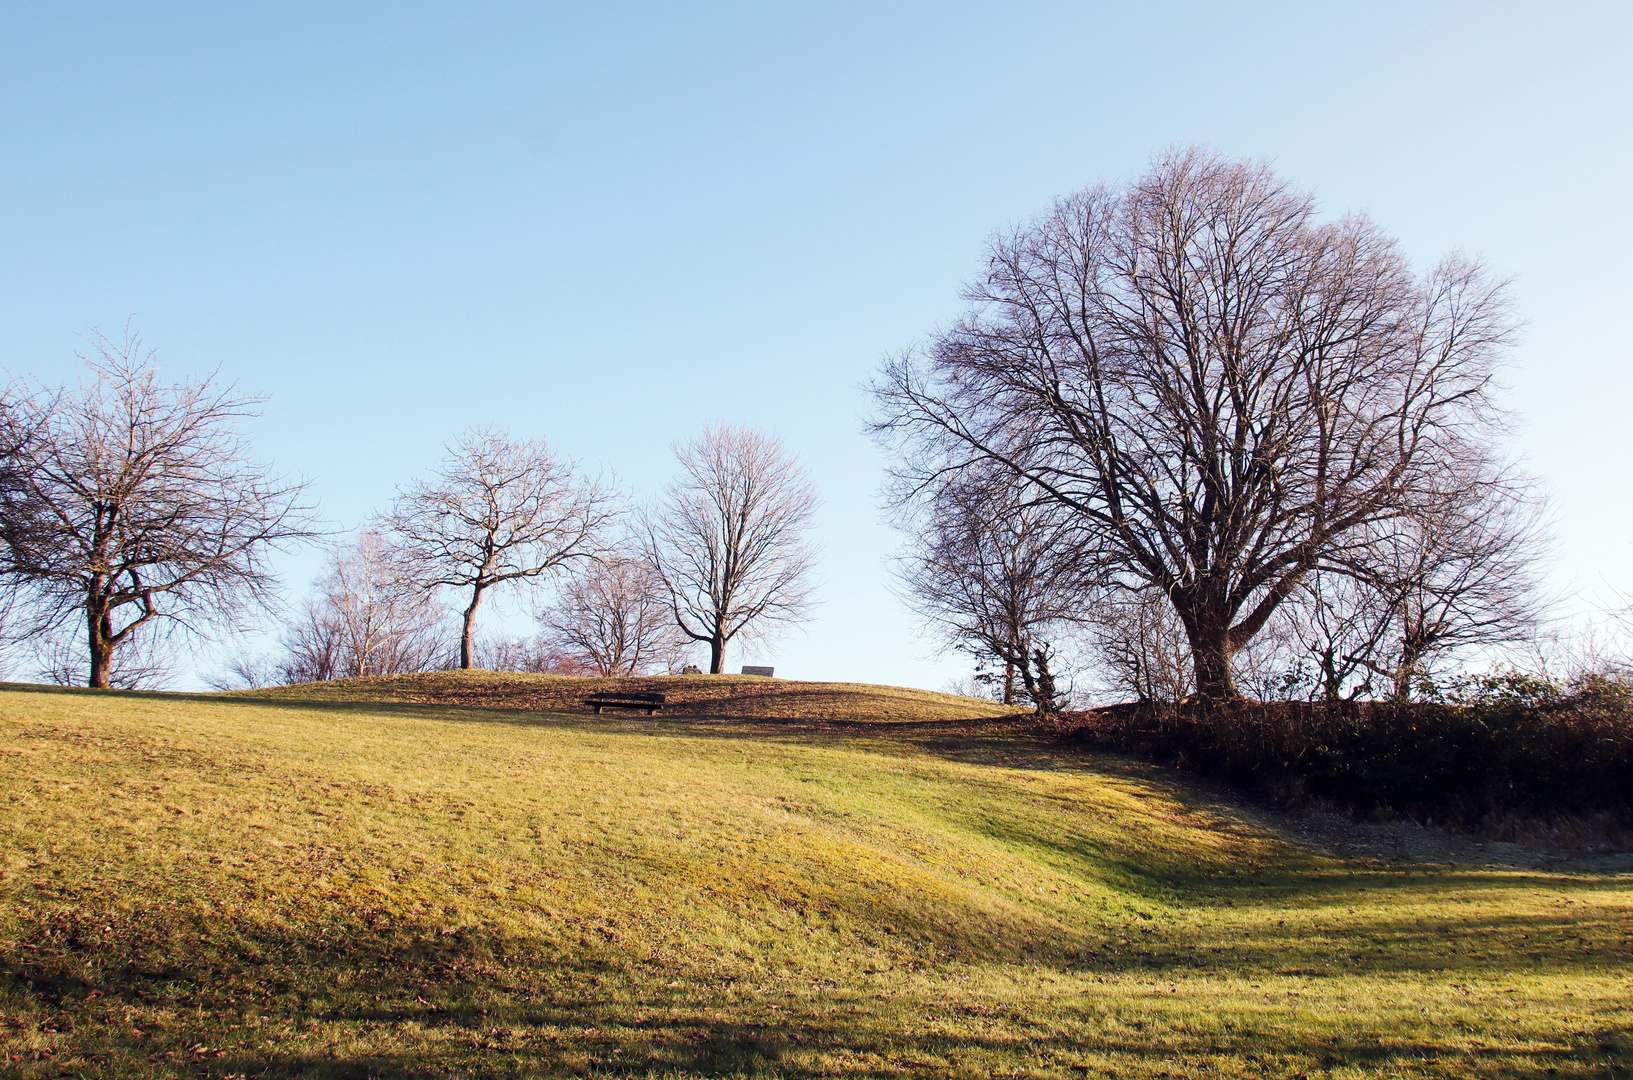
[1044,678,1633,833]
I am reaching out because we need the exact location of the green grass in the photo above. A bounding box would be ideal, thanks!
[0,673,1629,1078]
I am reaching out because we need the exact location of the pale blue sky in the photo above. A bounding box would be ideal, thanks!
[2,3,1630,688]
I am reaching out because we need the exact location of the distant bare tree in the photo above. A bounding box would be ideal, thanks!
[872,148,1520,701]
[1279,570,1389,701]
[207,651,283,691]
[541,551,688,676]
[895,466,1084,712]
[473,634,596,676]
[1085,587,1195,704]
[644,425,818,674]
[384,428,620,670]
[275,530,449,684]
[0,328,319,688]
[1363,465,1546,699]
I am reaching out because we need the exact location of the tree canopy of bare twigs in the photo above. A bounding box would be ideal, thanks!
[540,551,688,676]
[894,466,1084,712]
[383,428,620,670]
[871,148,1522,702]
[473,634,595,676]
[1357,461,1545,699]
[0,329,320,689]
[643,425,818,674]
[277,530,449,683]
[1084,586,1196,704]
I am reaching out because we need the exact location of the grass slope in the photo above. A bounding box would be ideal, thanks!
[0,675,1629,1078]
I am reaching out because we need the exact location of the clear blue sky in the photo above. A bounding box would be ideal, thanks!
[2,2,1629,689]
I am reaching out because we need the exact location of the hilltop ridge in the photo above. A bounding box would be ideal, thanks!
[230,668,1025,723]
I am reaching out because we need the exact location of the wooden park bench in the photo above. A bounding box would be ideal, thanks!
[583,691,666,716]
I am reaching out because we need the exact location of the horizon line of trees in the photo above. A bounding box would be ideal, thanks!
[0,335,820,689]
[2,149,1618,706]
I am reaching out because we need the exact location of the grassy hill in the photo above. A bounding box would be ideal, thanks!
[0,673,1629,1078]
[234,670,1027,722]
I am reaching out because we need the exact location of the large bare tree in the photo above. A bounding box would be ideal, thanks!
[0,329,319,689]
[872,148,1518,701]
[384,428,619,669]
[644,425,818,674]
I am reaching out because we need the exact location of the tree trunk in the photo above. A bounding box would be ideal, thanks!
[707,632,726,674]
[1029,648,1057,714]
[1319,645,1342,702]
[1392,641,1425,701]
[459,586,486,670]
[1183,615,1239,703]
[87,606,113,690]
[1003,661,1015,705]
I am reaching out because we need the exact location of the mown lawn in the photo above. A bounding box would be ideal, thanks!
[0,675,1628,1078]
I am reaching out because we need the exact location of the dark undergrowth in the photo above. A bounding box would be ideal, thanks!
[1045,679,1633,849]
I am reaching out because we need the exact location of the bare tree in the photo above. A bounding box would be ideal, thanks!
[1361,464,1546,699]
[384,428,620,670]
[275,530,450,683]
[206,651,283,691]
[474,634,596,676]
[872,148,1519,701]
[895,465,1084,711]
[644,425,818,674]
[0,329,320,689]
[1085,586,1196,704]
[541,551,689,676]
[1278,570,1390,701]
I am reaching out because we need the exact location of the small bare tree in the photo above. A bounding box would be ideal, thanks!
[894,466,1085,712]
[541,552,688,676]
[1360,464,1546,699]
[277,530,449,683]
[1085,587,1195,704]
[644,425,818,674]
[1279,570,1390,701]
[0,329,319,688]
[474,634,596,675]
[384,428,620,670]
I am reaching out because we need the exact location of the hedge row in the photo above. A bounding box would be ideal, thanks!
[1044,683,1633,830]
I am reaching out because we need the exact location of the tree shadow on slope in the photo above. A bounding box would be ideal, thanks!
[4,882,1628,1078]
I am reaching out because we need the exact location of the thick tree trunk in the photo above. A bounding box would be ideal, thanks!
[1188,634,1237,702]
[1179,605,1240,703]
[87,607,113,690]
[1003,661,1015,706]
[708,633,726,674]
[459,586,486,670]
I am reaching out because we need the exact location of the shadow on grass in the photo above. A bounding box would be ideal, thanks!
[59,1008,1633,1079]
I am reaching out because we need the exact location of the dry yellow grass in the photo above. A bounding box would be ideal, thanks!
[0,674,1628,1078]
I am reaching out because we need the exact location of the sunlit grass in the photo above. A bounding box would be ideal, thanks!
[1,676,1628,1078]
